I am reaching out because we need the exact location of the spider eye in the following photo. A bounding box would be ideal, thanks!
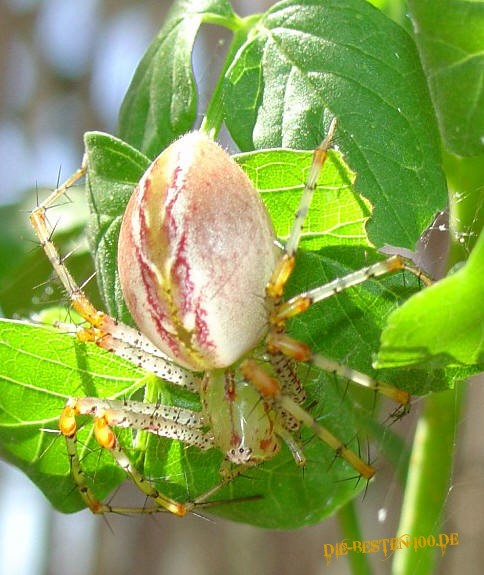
[228,445,253,464]
[118,132,278,372]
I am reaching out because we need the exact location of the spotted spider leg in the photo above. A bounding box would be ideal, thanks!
[267,120,412,403]
[29,167,245,516]
[60,397,214,515]
[242,118,423,479]
[267,254,427,405]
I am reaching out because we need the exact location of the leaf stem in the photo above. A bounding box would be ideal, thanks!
[199,14,261,139]
[338,501,374,575]
[135,373,162,456]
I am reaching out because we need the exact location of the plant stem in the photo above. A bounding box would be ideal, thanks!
[392,386,464,575]
[338,501,373,575]
[444,153,484,265]
[135,373,163,456]
[392,150,480,575]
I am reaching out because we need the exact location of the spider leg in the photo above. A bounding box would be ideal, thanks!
[240,359,374,479]
[284,117,338,258]
[74,325,199,390]
[62,395,258,516]
[266,254,430,405]
[267,332,409,405]
[59,397,214,516]
[252,119,419,479]
[271,255,430,325]
[266,118,338,301]
[277,395,374,479]
[185,463,251,511]
[276,426,306,466]
[30,165,198,389]
[264,118,424,406]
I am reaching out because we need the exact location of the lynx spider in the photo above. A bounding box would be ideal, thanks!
[30,118,419,516]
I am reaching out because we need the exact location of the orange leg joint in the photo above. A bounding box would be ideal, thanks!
[59,405,78,438]
[241,359,281,397]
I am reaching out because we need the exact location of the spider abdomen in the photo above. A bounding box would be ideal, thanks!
[118,132,278,371]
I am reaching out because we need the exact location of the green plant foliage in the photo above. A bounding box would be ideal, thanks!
[377,230,484,369]
[84,132,150,321]
[409,0,484,156]
[1,0,477,535]
[0,319,138,512]
[223,0,446,248]
[118,0,238,157]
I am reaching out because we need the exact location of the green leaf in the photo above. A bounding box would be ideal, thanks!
[118,0,238,158]
[408,0,484,156]
[376,230,484,369]
[236,147,370,250]
[83,132,150,320]
[0,318,373,528]
[0,319,145,512]
[224,0,447,249]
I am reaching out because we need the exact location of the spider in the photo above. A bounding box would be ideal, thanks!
[30,118,418,517]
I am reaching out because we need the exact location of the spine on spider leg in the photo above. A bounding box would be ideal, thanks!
[278,395,375,480]
[267,332,410,406]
